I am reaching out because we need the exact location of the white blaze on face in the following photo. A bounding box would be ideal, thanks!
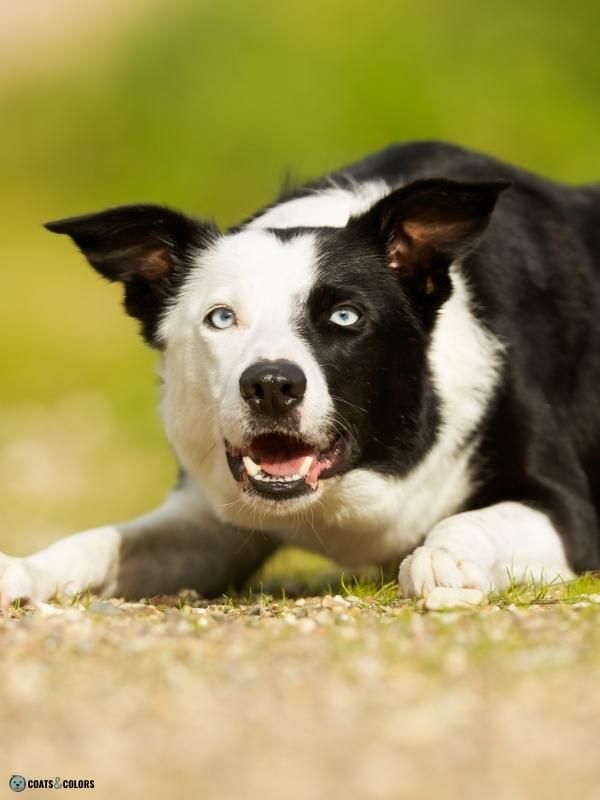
[159,229,333,471]
[246,181,389,230]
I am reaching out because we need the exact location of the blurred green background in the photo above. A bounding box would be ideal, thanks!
[1,0,599,557]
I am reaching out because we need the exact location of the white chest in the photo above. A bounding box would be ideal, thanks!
[270,440,477,565]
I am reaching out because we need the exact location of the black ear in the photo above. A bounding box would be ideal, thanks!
[353,178,509,302]
[45,204,219,347]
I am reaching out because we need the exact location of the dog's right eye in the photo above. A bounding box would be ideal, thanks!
[205,306,237,329]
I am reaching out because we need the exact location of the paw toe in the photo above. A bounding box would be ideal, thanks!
[0,556,35,611]
[431,549,465,588]
[399,545,493,598]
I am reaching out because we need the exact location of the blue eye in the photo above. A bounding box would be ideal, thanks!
[206,306,236,329]
[329,306,360,327]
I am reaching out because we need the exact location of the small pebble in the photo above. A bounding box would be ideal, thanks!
[332,594,350,607]
[88,601,124,616]
[34,602,65,617]
[297,618,317,634]
[424,587,485,611]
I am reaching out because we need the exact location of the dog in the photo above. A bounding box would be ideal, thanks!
[2,140,599,608]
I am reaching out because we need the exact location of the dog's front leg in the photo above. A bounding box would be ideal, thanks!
[0,478,276,608]
[398,501,574,598]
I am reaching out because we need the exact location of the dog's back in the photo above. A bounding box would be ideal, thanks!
[267,142,600,568]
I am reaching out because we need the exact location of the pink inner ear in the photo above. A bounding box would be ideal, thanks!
[404,219,453,242]
[389,217,481,275]
[388,220,438,276]
[388,236,417,276]
[137,246,171,280]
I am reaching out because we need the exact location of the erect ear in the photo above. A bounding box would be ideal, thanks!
[353,178,509,301]
[45,204,219,347]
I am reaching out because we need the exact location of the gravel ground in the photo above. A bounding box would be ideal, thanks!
[2,579,600,800]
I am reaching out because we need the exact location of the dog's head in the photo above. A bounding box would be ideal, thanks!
[46,179,506,515]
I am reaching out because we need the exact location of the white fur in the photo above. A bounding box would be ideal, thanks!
[0,479,216,608]
[0,526,120,609]
[247,180,389,230]
[159,229,334,507]
[399,502,574,596]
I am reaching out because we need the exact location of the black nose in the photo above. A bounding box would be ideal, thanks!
[240,360,307,418]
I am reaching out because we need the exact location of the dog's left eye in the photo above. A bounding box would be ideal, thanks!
[205,306,237,329]
[329,306,361,327]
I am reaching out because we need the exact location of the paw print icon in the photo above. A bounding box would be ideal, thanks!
[9,775,26,792]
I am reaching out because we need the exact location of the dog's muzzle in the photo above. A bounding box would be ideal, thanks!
[225,359,348,501]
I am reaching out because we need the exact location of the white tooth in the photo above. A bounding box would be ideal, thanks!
[242,456,261,477]
[298,456,314,478]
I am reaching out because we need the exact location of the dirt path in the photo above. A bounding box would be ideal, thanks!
[2,589,600,800]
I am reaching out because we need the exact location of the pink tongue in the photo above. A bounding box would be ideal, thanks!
[259,455,310,477]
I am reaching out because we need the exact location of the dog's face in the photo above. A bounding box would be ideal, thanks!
[47,179,505,514]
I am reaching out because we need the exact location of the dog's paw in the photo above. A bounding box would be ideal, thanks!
[0,554,46,611]
[398,545,493,598]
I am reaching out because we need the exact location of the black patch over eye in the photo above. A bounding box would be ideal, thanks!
[307,282,370,333]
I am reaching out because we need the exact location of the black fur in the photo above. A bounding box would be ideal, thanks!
[45,205,218,347]
[292,178,505,484]
[294,142,600,572]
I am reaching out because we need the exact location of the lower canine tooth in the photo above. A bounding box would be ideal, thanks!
[242,456,260,477]
[298,456,314,478]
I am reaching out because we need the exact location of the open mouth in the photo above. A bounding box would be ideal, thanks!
[225,433,348,500]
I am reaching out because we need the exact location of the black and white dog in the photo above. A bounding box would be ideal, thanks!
[2,141,599,607]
